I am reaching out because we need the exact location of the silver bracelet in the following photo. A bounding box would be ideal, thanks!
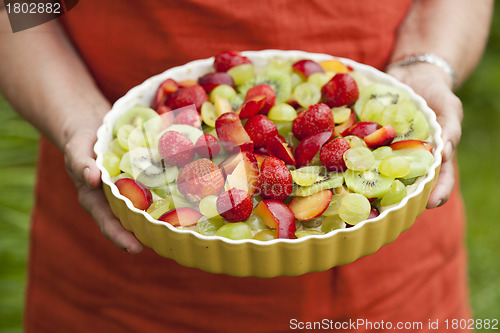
[387,53,457,88]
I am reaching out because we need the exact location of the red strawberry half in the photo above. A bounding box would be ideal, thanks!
[216,188,253,222]
[320,137,351,172]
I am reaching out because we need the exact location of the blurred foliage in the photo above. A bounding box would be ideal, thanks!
[0,6,499,332]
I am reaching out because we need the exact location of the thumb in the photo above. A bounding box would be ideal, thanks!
[64,130,102,188]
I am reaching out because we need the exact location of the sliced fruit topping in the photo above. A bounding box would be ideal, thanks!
[379,156,410,178]
[267,103,297,122]
[254,199,296,239]
[390,139,433,152]
[245,84,276,115]
[338,193,371,225]
[227,63,255,86]
[159,207,202,227]
[257,156,293,201]
[151,78,179,111]
[170,84,209,112]
[320,137,351,172]
[292,103,334,140]
[347,121,381,138]
[249,70,292,105]
[344,162,394,198]
[214,51,252,72]
[391,148,435,179]
[380,179,407,207]
[173,105,202,128]
[291,171,343,197]
[333,109,356,136]
[236,95,266,119]
[113,106,159,136]
[216,222,253,240]
[196,217,225,236]
[294,131,333,167]
[215,112,254,153]
[267,135,296,166]
[288,189,332,221]
[290,166,321,186]
[194,134,221,159]
[102,152,121,177]
[253,229,276,241]
[198,195,220,219]
[292,59,325,78]
[364,125,396,148]
[332,106,352,124]
[198,72,235,93]
[353,83,408,117]
[177,158,224,202]
[321,73,359,107]
[115,178,152,210]
[158,131,195,166]
[321,215,345,233]
[293,82,321,108]
[343,146,375,171]
[319,60,349,73]
[216,188,253,222]
[243,114,278,149]
[224,153,259,195]
[147,198,174,220]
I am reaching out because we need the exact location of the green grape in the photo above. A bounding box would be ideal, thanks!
[332,107,352,124]
[379,156,411,178]
[293,82,321,108]
[343,147,375,171]
[291,72,305,90]
[380,180,407,206]
[338,193,371,225]
[295,229,323,238]
[112,172,133,182]
[147,198,173,219]
[110,139,126,158]
[322,193,346,216]
[343,135,367,148]
[196,217,225,236]
[274,120,294,139]
[210,84,237,103]
[308,72,331,88]
[321,215,345,233]
[216,222,253,240]
[201,101,217,127]
[380,103,415,134]
[301,217,324,228]
[267,58,292,74]
[360,99,385,123]
[253,229,276,241]
[267,103,297,121]
[227,64,255,86]
[245,215,269,231]
[102,151,121,177]
[116,124,136,151]
[152,185,171,198]
[127,126,149,150]
[290,166,321,186]
[199,195,220,218]
[372,146,393,161]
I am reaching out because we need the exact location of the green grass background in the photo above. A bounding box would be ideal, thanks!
[1,11,499,333]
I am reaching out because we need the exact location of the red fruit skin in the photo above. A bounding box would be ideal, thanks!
[216,188,253,222]
[213,51,252,72]
[237,95,266,119]
[254,200,296,239]
[321,73,359,107]
[151,78,179,111]
[115,178,152,211]
[243,114,278,149]
[288,189,332,221]
[292,103,335,140]
[245,84,276,115]
[177,159,225,202]
[390,139,433,153]
[215,112,254,153]
[320,137,351,172]
[173,105,202,128]
[257,156,293,201]
[158,131,195,166]
[197,72,235,93]
[367,207,380,220]
[294,131,333,168]
[347,121,382,138]
[169,85,208,112]
[194,134,221,159]
[218,151,258,179]
[292,59,325,78]
[334,109,356,136]
[267,135,296,166]
[159,208,202,227]
[364,125,397,148]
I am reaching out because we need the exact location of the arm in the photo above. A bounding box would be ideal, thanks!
[0,9,143,253]
[387,0,493,208]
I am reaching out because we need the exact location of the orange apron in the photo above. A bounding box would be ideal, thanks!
[25,1,471,332]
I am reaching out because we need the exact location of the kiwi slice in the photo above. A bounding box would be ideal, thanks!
[113,105,159,136]
[291,171,344,197]
[353,83,409,118]
[344,162,394,198]
[119,147,178,188]
[393,110,430,142]
[238,70,292,104]
[392,148,435,179]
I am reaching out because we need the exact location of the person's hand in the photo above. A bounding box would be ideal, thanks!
[387,63,463,209]
[63,122,144,253]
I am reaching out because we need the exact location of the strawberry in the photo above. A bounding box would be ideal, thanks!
[173,105,202,128]
[321,73,359,107]
[320,137,351,172]
[194,134,221,159]
[216,188,253,222]
[158,131,195,166]
[213,51,252,72]
[177,158,225,202]
[244,114,278,149]
[245,84,276,115]
[257,156,293,201]
[292,103,335,140]
[169,85,208,112]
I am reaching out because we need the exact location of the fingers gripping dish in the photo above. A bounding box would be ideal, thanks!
[95,50,443,277]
